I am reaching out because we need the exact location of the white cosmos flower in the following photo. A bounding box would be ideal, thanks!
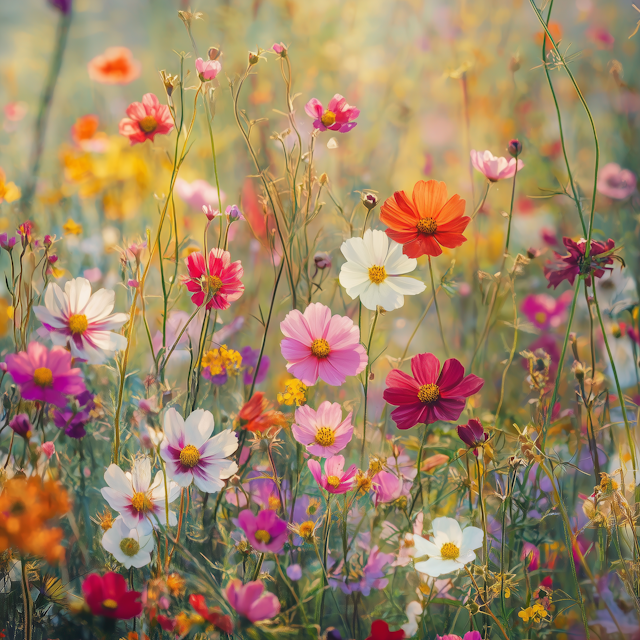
[339,229,426,311]
[160,408,239,493]
[413,517,484,577]
[101,516,153,569]
[33,277,128,365]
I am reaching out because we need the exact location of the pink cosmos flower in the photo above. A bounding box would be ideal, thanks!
[305,94,359,133]
[521,541,540,571]
[238,508,288,553]
[372,470,403,505]
[521,291,572,330]
[5,342,86,408]
[280,302,367,386]
[308,455,357,494]
[175,177,225,211]
[118,93,174,145]
[437,633,481,640]
[383,354,484,430]
[182,249,244,311]
[470,149,524,182]
[225,579,280,622]
[292,401,353,457]
[195,57,222,81]
[596,163,636,200]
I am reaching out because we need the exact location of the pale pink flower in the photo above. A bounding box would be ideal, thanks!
[308,455,357,494]
[195,57,222,81]
[305,94,359,133]
[596,163,637,200]
[175,178,225,211]
[41,442,56,459]
[225,579,280,622]
[470,149,524,182]
[372,470,403,505]
[291,401,353,457]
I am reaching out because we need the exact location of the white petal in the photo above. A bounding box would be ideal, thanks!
[385,276,426,296]
[340,236,370,268]
[104,464,133,496]
[363,229,389,266]
[412,534,440,558]
[44,282,69,318]
[432,517,463,546]
[183,409,214,448]
[163,408,185,448]
[64,278,92,314]
[460,526,484,554]
[83,288,116,322]
[131,458,151,493]
[414,557,460,577]
[384,241,418,275]
[375,281,404,310]
[200,429,238,459]
[359,282,383,311]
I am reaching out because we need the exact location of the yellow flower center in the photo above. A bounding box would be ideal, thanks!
[600,475,619,492]
[268,495,281,510]
[119,537,140,557]
[33,367,53,387]
[418,383,440,404]
[326,475,341,488]
[311,338,331,358]
[314,427,336,447]
[440,542,460,559]
[139,115,158,134]
[254,529,271,543]
[534,312,547,325]
[179,444,200,468]
[321,110,336,127]
[102,598,118,609]
[368,265,387,284]
[205,274,223,296]
[416,217,437,235]
[131,491,153,513]
[298,521,315,539]
[68,313,88,335]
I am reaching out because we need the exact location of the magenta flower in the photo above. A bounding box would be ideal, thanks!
[280,302,367,386]
[292,401,353,457]
[9,414,33,439]
[383,354,484,430]
[238,509,288,553]
[470,149,524,182]
[272,42,287,56]
[195,57,222,81]
[225,579,280,622]
[372,470,403,505]
[437,633,481,640]
[304,94,359,133]
[5,342,86,408]
[0,233,17,251]
[521,541,540,571]
[521,291,571,330]
[457,418,488,456]
[308,455,357,494]
[596,163,636,200]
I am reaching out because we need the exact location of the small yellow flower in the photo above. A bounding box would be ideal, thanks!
[63,218,83,236]
[201,345,242,378]
[0,169,21,203]
[277,378,307,406]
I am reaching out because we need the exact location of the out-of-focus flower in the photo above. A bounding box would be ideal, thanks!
[71,114,98,144]
[48,0,72,14]
[436,632,481,640]
[195,57,222,81]
[457,418,487,456]
[0,169,20,204]
[534,20,562,50]
[119,94,173,145]
[160,408,238,493]
[225,579,280,622]
[331,545,394,595]
[402,601,423,637]
[201,345,243,384]
[41,442,55,459]
[277,378,307,405]
[339,229,426,310]
[88,47,141,85]
[292,401,353,457]
[34,277,128,364]
[225,204,244,222]
[81,572,142,619]
[383,353,484,430]
[365,620,405,640]
[521,291,571,330]
[5,342,85,408]
[413,517,484,577]
[17,220,33,245]
[308,455,357,494]
[587,26,614,50]
[63,218,82,235]
[101,516,153,568]
[9,414,32,440]
[52,389,96,438]
[372,470,403,505]
[238,509,288,553]
[305,94,359,133]
[380,180,469,259]
[596,163,636,200]
[0,233,17,251]
[470,150,524,182]
[240,346,269,385]
[286,564,302,580]
[314,252,331,271]
[188,594,233,633]
[182,248,244,311]
[237,393,286,432]
[521,541,540,571]
[175,178,225,211]
[272,42,287,56]
[280,302,367,386]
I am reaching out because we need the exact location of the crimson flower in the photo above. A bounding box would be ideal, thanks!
[366,620,405,640]
[81,572,142,619]
[457,418,487,456]
[189,594,233,633]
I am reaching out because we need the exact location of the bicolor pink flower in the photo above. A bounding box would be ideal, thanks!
[457,418,487,456]
[521,541,540,571]
[176,178,225,211]
[521,291,572,330]
[5,342,86,408]
[118,93,174,145]
[470,149,524,182]
[280,302,367,386]
[292,401,353,457]
[182,248,244,311]
[238,508,288,553]
[596,163,636,200]
[225,579,280,622]
[383,354,484,430]
[305,94,359,133]
[308,455,357,494]
[195,57,222,81]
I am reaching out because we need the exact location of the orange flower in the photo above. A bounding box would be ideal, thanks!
[380,180,469,258]
[87,47,141,85]
[534,21,562,52]
[237,393,287,432]
[71,115,99,143]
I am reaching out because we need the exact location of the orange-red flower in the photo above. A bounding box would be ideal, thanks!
[237,392,287,432]
[380,180,469,258]
[87,47,141,85]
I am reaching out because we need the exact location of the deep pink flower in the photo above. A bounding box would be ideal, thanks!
[9,414,33,439]
[238,509,288,553]
[118,93,174,145]
[436,633,481,640]
[195,57,222,81]
[521,541,540,571]
[225,579,280,622]
[304,94,359,133]
[308,455,357,494]
[81,572,142,619]
[470,149,524,182]
[383,354,484,430]
[596,163,636,200]
[0,233,17,251]
[521,291,572,330]
[457,418,487,456]
[5,342,86,408]
[280,302,367,386]
[292,401,353,457]
[586,26,615,50]
[182,248,244,311]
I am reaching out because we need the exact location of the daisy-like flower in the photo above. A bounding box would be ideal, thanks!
[238,509,288,553]
[292,401,354,457]
[101,458,180,536]
[339,229,426,311]
[380,180,469,259]
[383,353,484,430]
[305,94,359,133]
[101,516,153,569]
[597,163,636,200]
[521,291,571,330]
[4,342,86,408]
[119,93,174,145]
[280,302,367,386]
[308,455,357,494]
[470,149,524,182]
[413,517,484,577]
[33,277,128,364]
[182,248,244,311]
[160,408,239,493]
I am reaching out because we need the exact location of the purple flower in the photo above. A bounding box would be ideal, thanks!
[52,390,96,438]
[372,470,403,505]
[10,414,33,439]
[0,233,17,251]
[286,564,302,581]
[240,346,270,386]
[457,418,488,456]
[48,0,72,14]
[238,508,288,553]
[225,205,245,222]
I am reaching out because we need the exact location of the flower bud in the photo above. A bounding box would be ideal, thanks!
[202,205,219,221]
[509,54,521,73]
[572,360,585,382]
[10,413,33,440]
[208,46,222,61]
[44,234,53,248]
[508,139,523,158]
[248,51,260,66]
[272,42,287,57]
[225,204,244,222]
[41,442,56,459]
[611,322,622,339]
[48,254,58,264]
[362,192,379,210]
[314,252,331,270]
[318,173,329,185]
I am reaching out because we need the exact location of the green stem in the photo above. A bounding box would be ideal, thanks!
[428,256,448,357]
[361,309,380,464]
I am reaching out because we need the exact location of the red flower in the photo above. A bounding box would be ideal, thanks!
[383,354,484,430]
[366,619,405,640]
[119,93,174,145]
[189,594,234,633]
[237,392,286,432]
[457,418,488,456]
[81,572,142,619]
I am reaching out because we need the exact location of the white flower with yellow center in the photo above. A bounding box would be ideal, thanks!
[413,517,484,577]
[339,229,426,311]
[101,516,153,569]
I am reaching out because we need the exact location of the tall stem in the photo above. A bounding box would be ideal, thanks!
[361,309,379,464]
[428,256,448,357]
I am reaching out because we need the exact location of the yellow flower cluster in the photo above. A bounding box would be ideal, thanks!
[277,378,307,405]
[518,603,548,623]
[201,345,243,377]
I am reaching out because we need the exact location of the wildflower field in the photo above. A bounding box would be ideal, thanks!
[2,0,640,638]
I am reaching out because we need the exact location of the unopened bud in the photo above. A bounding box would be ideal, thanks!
[249,52,260,66]
[229,475,241,487]
[508,139,523,158]
[319,173,329,185]
[509,54,521,73]
[314,252,331,270]
[572,360,585,382]
[208,46,221,61]
[362,192,379,210]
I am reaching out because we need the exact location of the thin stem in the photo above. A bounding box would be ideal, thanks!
[495,276,518,422]
[428,256,448,357]
[463,567,510,640]
[400,288,440,364]
[361,309,379,464]
[408,423,429,516]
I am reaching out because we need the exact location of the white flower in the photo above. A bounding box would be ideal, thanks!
[101,458,180,536]
[413,516,484,577]
[101,516,153,569]
[33,277,128,364]
[339,229,426,311]
[160,408,239,493]
[401,601,423,637]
